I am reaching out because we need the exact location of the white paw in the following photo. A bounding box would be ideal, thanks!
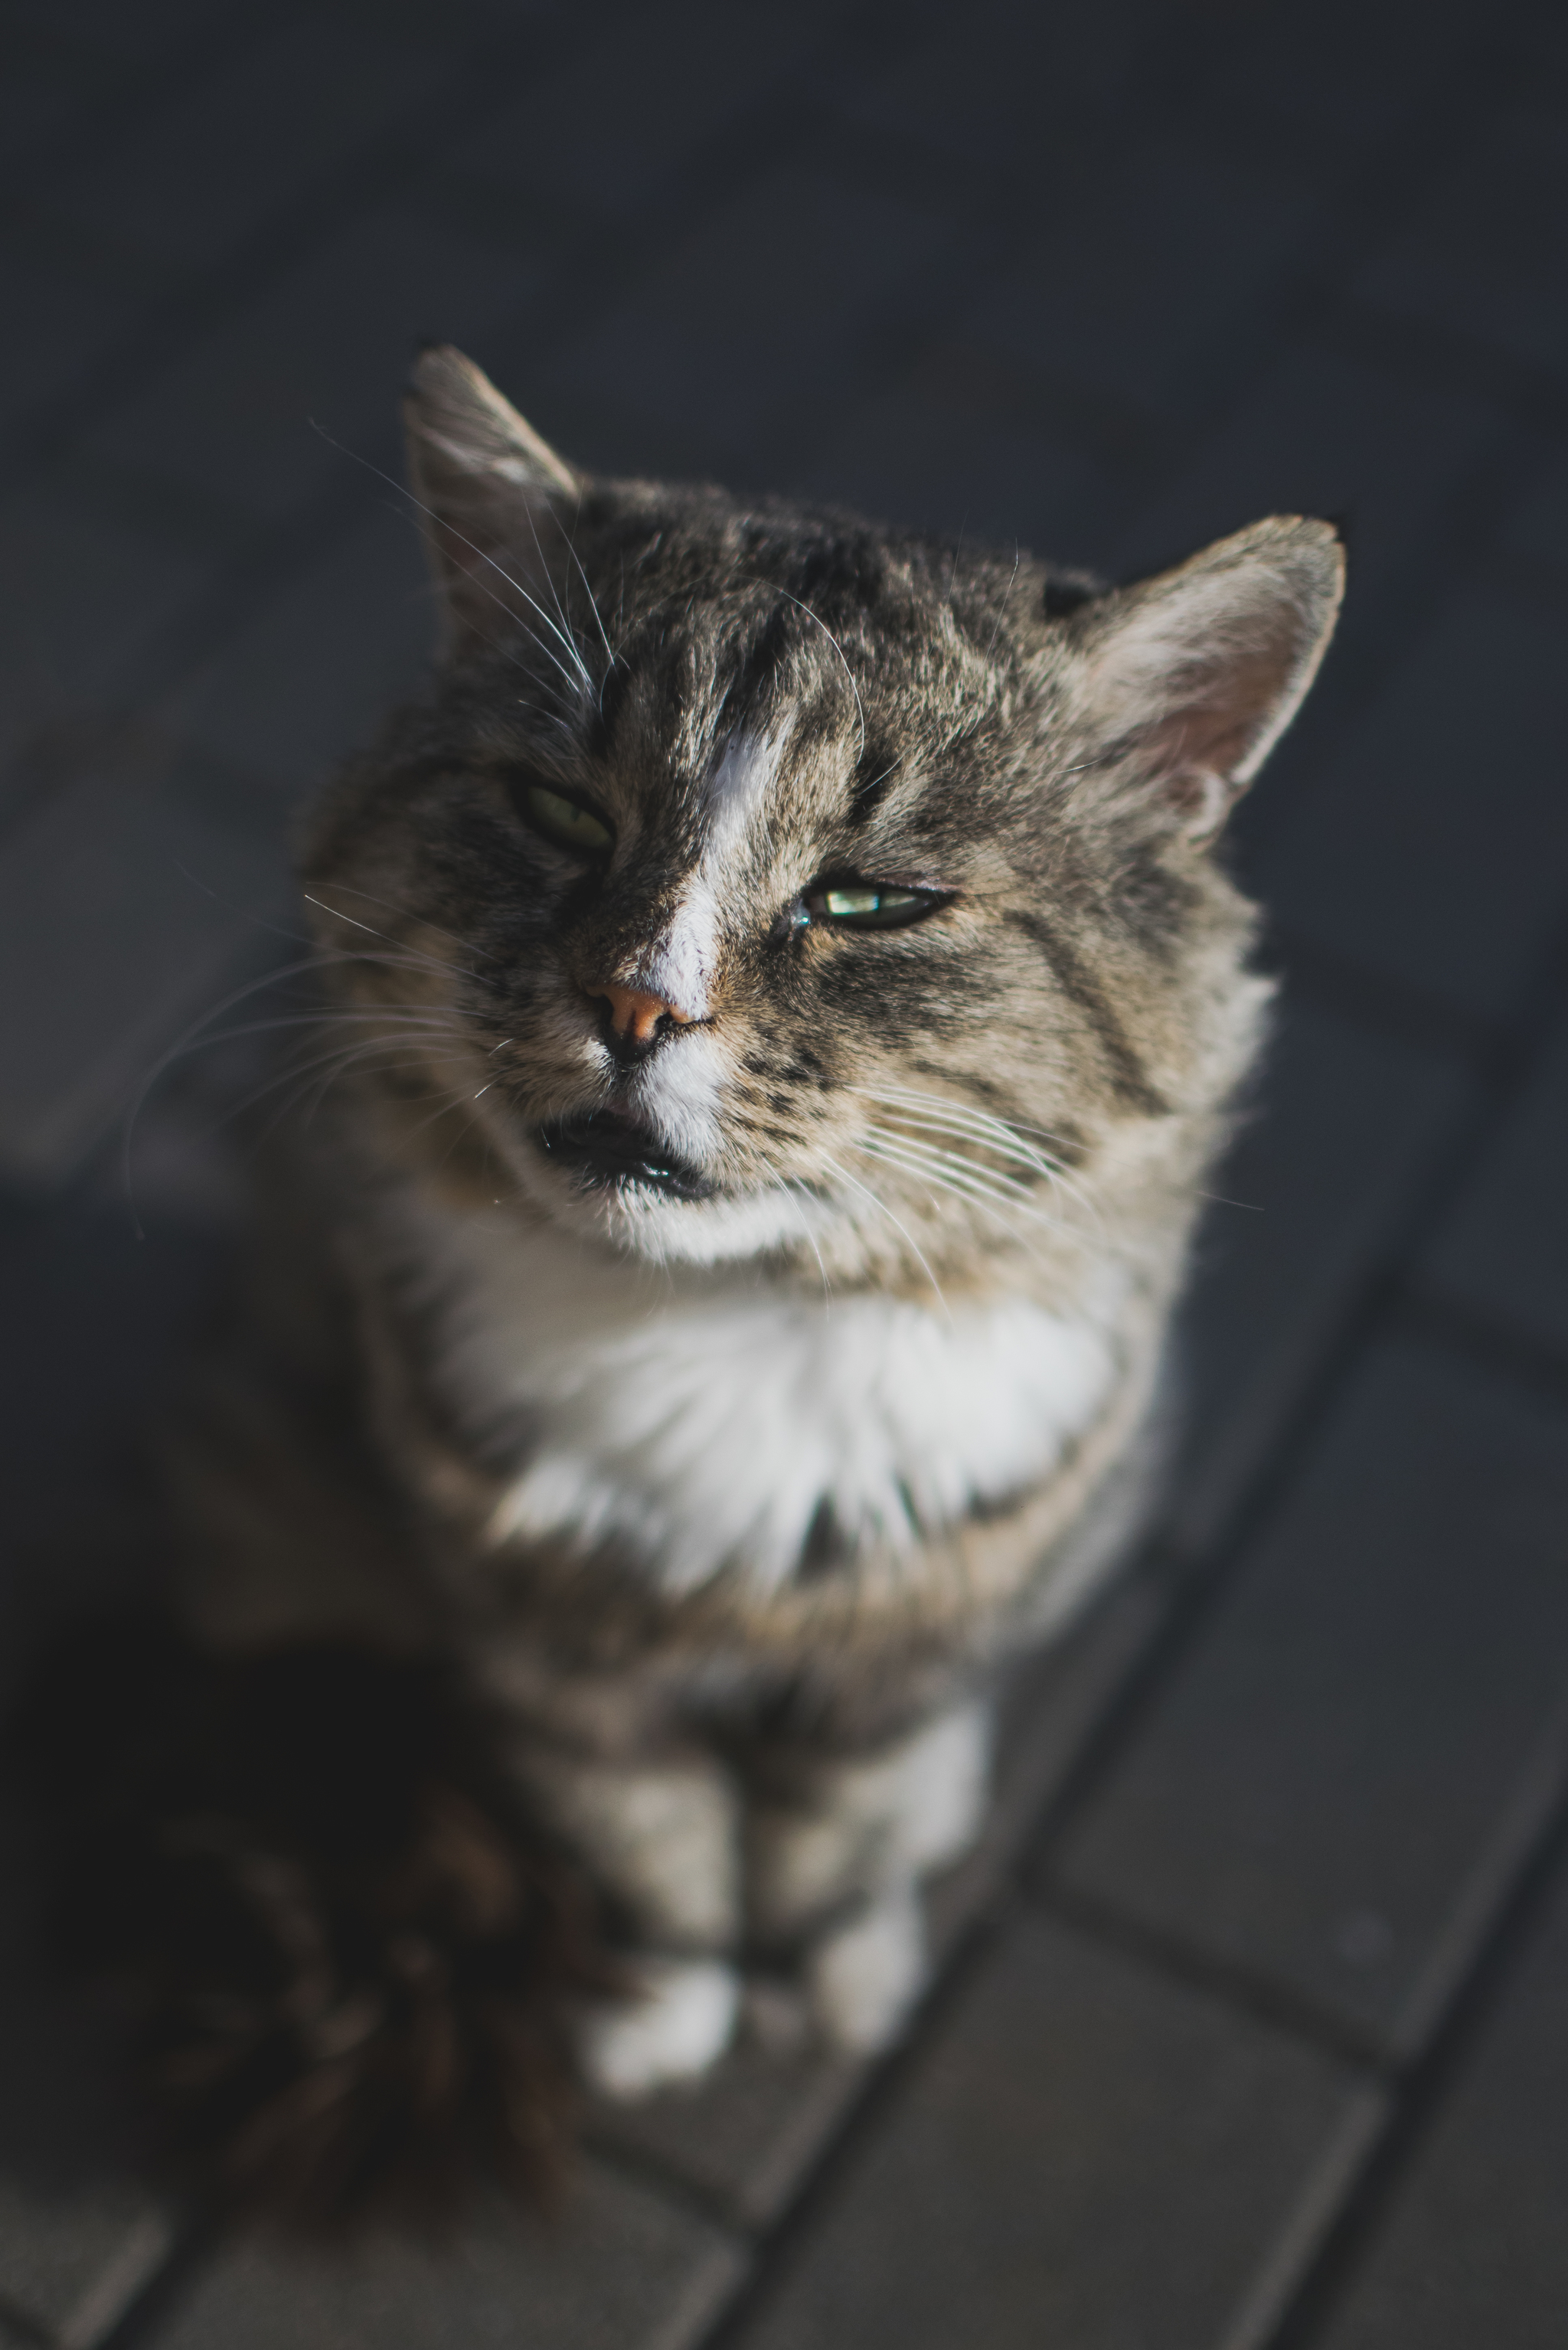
[577,1957,740,2100]
[807,1887,927,2055]
[886,1704,991,1877]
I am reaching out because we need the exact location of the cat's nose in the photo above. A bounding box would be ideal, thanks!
[593,981,693,1051]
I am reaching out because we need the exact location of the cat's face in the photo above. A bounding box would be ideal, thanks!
[302,350,1342,1289]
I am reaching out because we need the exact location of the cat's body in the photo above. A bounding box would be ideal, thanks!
[67,348,1342,2218]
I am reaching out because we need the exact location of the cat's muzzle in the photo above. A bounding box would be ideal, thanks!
[536,1111,715,1201]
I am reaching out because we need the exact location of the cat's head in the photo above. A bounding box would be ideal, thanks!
[302,347,1342,1288]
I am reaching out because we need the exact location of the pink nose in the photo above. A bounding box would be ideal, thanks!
[593,981,692,1044]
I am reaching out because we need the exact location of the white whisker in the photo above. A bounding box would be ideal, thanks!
[818,1152,949,1319]
[309,420,599,708]
[301,895,486,984]
[855,1135,1057,1244]
[848,1083,1102,1231]
[740,575,866,762]
[309,881,500,971]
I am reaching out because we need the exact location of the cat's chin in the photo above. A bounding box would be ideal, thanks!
[514,1144,828,1273]
[486,1106,820,1271]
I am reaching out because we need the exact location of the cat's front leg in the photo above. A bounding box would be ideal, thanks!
[746,1699,992,2054]
[508,1737,744,2097]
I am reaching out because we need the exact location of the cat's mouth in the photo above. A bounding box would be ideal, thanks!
[536,1112,716,1201]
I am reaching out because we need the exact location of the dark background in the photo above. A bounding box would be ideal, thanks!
[3,2,1568,2345]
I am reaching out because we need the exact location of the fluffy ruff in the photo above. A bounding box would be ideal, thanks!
[13,1618,613,2233]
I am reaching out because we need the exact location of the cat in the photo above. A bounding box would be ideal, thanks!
[28,345,1343,2227]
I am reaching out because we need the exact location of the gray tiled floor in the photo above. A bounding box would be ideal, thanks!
[1053,1338,1568,2053]
[4,2,1567,2345]
[1312,1861,1568,2350]
[729,1914,1375,2350]
[148,2172,743,2350]
[1420,1002,1568,1359]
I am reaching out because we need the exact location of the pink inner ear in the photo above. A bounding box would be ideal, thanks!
[420,479,556,649]
[1145,636,1302,833]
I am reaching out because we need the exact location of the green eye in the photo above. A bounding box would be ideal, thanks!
[808,884,942,930]
[520,782,613,857]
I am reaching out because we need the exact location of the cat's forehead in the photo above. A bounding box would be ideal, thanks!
[580,570,1005,840]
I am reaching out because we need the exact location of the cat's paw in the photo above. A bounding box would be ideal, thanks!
[578,1956,740,2100]
[749,1703,990,1941]
[806,1886,927,2055]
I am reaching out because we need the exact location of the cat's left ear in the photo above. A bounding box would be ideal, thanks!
[1059,516,1344,840]
[402,344,580,654]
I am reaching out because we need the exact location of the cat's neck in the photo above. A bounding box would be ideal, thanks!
[365,1175,1139,1597]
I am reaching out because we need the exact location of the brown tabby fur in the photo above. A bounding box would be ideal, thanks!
[27,348,1343,2227]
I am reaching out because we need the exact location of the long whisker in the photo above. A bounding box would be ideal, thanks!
[309,421,597,706]
[855,1134,1061,1250]
[553,508,618,683]
[818,1151,949,1319]
[232,1021,467,1132]
[851,1082,1073,1169]
[189,1006,466,1056]
[520,495,596,701]
[858,1126,1065,1225]
[302,895,487,984]
[858,1116,1077,1214]
[983,547,1020,665]
[121,946,365,1230]
[308,881,500,970]
[848,1083,1102,1230]
[750,1142,833,1310]
[740,576,866,763]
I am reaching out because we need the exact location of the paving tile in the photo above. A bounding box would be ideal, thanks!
[1,0,265,65]
[0,477,214,777]
[1250,581,1568,1026]
[0,41,94,166]
[532,166,962,478]
[0,1180,230,1631]
[1195,0,1485,150]
[83,198,550,529]
[730,1910,1374,2350]
[592,2045,864,2244]
[1110,340,1512,662]
[0,242,145,443]
[449,8,835,218]
[595,1575,1165,2229]
[1164,990,1470,1557]
[1420,1000,1568,1361]
[1509,0,1568,83]
[778,369,1121,564]
[1354,103,1568,384]
[325,0,554,30]
[169,501,435,801]
[149,2166,742,2350]
[1054,1336,1568,2053]
[959,132,1329,435]
[45,19,444,278]
[829,0,1178,170]
[0,1809,178,2350]
[1496,441,1568,590]
[1315,1848,1568,2350]
[0,759,292,1184]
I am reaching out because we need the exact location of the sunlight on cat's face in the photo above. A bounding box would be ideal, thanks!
[299,351,1340,1290]
[495,715,987,1273]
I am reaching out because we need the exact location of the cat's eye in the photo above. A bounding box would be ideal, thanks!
[803,883,946,930]
[518,782,613,858]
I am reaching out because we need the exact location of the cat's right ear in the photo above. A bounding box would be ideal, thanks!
[403,345,580,655]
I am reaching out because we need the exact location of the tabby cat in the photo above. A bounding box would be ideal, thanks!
[41,347,1343,2224]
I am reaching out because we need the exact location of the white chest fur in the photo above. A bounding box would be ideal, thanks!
[385,1195,1124,1596]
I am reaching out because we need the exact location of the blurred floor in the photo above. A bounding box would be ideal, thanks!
[3,2,1568,2344]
